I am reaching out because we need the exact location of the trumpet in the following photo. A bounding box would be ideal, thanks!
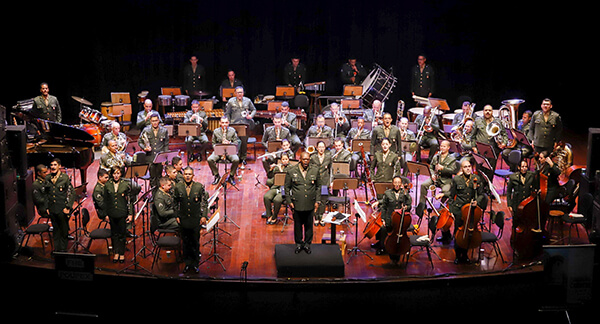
[396,100,405,127]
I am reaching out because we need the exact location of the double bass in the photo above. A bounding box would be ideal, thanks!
[455,179,483,250]
[384,205,412,259]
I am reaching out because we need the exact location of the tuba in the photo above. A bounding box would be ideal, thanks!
[499,99,524,130]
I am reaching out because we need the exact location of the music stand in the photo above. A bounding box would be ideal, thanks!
[343,85,363,97]
[213,144,240,228]
[306,136,331,149]
[276,86,295,99]
[178,123,202,137]
[199,208,227,271]
[406,161,431,206]
[221,88,235,100]
[341,99,362,110]
[427,97,451,111]
[273,172,292,232]
[346,199,374,263]
[374,182,394,198]
[475,141,497,162]
[328,177,359,243]
[118,187,153,276]
[153,150,180,165]
[69,183,89,253]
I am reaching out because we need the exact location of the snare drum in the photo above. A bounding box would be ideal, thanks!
[158,95,172,106]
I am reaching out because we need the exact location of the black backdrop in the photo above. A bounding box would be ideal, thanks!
[2,0,585,133]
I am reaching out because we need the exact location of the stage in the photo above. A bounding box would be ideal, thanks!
[2,128,597,321]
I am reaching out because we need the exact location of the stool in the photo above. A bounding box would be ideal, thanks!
[547,209,565,239]
[19,223,53,254]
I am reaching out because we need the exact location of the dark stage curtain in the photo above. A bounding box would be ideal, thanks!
[2,1,580,131]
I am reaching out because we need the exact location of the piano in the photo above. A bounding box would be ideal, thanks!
[13,111,95,184]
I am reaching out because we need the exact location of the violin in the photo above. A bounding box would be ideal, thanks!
[455,179,483,250]
[384,206,412,258]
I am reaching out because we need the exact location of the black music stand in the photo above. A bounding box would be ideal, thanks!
[273,172,292,232]
[346,198,374,264]
[201,188,232,251]
[199,208,227,271]
[306,136,331,148]
[351,138,371,202]
[69,183,88,253]
[406,161,431,206]
[153,150,180,166]
[118,187,153,276]
[475,141,497,163]
[214,144,240,228]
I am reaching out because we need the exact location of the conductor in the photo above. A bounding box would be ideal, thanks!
[285,151,322,254]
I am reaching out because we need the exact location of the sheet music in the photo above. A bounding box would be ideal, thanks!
[322,211,350,225]
[206,209,220,232]
[353,200,366,223]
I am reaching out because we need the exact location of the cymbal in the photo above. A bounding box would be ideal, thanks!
[72,96,93,106]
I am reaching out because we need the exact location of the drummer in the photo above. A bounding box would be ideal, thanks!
[136,99,162,129]
[101,121,128,154]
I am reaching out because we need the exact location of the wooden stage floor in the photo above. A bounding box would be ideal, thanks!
[9,129,592,285]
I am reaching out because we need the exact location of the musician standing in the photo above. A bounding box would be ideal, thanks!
[32,82,62,123]
[32,164,49,221]
[182,55,206,98]
[398,117,419,162]
[138,114,170,190]
[285,151,322,254]
[527,98,563,155]
[44,158,75,252]
[310,141,332,225]
[371,112,403,157]
[219,70,244,102]
[283,57,307,87]
[183,100,209,162]
[472,105,508,178]
[340,57,367,85]
[410,54,435,99]
[207,116,241,185]
[92,168,110,224]
[173,166,209,273]
[136,99,162,130]
[447,158,487,264]
[225,86,256,166]
[370,138,402,185]
[371,175,412,258]
[104,166,135,263]
[537,151,562,205]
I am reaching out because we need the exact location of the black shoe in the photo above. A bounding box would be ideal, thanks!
[261,212,268,218]
[212,175,220,185]
[376,248,386,255]
[303,244,312,254]
[295,245,303,254]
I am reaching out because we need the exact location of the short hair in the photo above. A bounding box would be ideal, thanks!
[109,165,122,177]
[183,166,194,173]
[50,158,61,166]
[97,168,109,178]
[159,176,171,186]
[35,164,47,174]
[172,156,182,165]
[165,165,175,173]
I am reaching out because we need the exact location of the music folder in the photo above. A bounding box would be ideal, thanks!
[178,123,202,137]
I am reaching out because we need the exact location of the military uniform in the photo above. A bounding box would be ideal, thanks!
[104,179,135,255]
[375,185,412,258]
[32,176,49,219]
[263,164,290,222]
[136,110,162,130]
[340,61,368,85]
[419,152,457,205]
[410,63,435,98]
[283,61,307,87]
[370,150,401,184]
[370,124,403,156]
[414,113,440,161]
[92,182,107,219]
[32,94,62,122]
[506,170,537,223]
[527,110,563,154]
[225,96,256,162]
[261,125,291,147]
[152,188,179,231]
[173,180,208,268]
[45,171,75,251]
[207,126,241,180]
[284,163,322,249]
[310,150,332,220]
[183,110,209,161]
[280,111,303,150]
[138,124,170,188]
[323,110,350,137]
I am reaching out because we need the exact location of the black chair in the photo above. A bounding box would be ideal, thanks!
[561,192,593,244]
[84,208,112,255]
[19,223,52,254]
[480,211,506,264]
[405,218,438,269]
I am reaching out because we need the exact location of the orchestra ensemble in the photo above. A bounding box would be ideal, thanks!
[18,56,577,272]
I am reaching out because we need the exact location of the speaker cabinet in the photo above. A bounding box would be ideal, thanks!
[587,128,600,180]
[5,125,27,177]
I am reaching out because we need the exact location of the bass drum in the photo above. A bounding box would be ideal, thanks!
[360,64,397,108]
[80,123,102,147]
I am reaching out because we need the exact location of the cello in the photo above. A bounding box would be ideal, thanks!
[384,205,412,259]
[455,179,483,251]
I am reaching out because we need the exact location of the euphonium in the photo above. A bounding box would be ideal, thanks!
[486,120,505,146]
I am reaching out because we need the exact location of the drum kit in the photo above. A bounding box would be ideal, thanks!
[73,96,109,147]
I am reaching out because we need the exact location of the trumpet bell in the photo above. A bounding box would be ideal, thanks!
[306,145,315,154]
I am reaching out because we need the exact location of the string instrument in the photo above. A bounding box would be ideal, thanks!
[513,173,549,260]
[455,178,483,250]
[384,206,411,258]
[360,143,383,239]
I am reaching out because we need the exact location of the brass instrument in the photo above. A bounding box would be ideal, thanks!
[485,120,505,146]
[306,145,316,154]
[499,99,524,130]
[396,100,405,127]
[416,106,437,143]
[190,111,204,124]
[450,103,475,140]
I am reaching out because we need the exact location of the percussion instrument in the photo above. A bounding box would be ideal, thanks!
[158,95,172,106]
[175,95,190,107]
[360,64,397,108]
[79,123,102,147]
[79,107,105,124]
[407,107,423,122]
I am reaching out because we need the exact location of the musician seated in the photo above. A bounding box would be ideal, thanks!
[346,117,371,172]
[362,99,383,126]
[171,156,185,183]
[101,121,128,154]
[261,138,294,174]
[306,114,334,143]
[152,177,179,232]
[263,154,292,224]
[451,100,474,126]
[370,175,412,258]
[330,138,353,199]
[506,159,537,228]
[225,86,256,165]
[279,101,303,152]
[418,140,457,210]
[100,139,132,172]
[183,100,209,162]
[207,116,241,186]
[262,113,291,148]
[398,117,419,162]
[323,102,350,138]
[136,99,162,130]
[414,106,440,163]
